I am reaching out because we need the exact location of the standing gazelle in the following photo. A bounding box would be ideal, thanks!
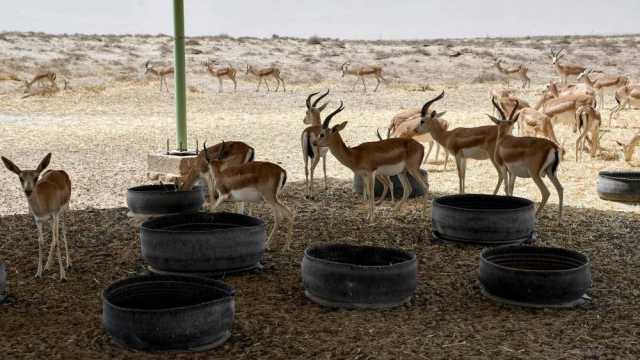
[341,62,385,92]
[204,59,237,93]
[549,48,586,85]
[488,99,563,222]
[2,154,72,279]
[493,59,530,88]
[610,84,640,127]
[301,89,330,199]
[577,68,628,111]
[202,142,294,250]
[144,61,174,92]
[24,71,56,92]
[246,64,286,92]
[314,102,429,222]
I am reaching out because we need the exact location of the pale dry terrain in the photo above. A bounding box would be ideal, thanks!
[0,33,639,359]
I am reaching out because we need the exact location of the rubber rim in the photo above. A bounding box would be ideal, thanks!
[108,329,231,352]
[304,290,411,309]
[148,263,263,279]
[431,230,536,246]
[479,284,588,309]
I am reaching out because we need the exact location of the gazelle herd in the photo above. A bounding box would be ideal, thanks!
[3,43,640,282]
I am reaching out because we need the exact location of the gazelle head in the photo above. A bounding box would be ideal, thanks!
[415,91,446,135]
[304,89,330,124]
[616,140,634,162]
[314,101,346,147]
[2,153,52,197]
[376,127,391,141]
[202,141,227,177]
[487,97,520,131]
[549,48,566,65]
[340,62,351,77]
[577,68,594,81]
[144,60,153,74]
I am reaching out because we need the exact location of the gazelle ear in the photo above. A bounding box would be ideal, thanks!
[36,153,52,173]
[615,141,627,148]
[317,102,329,112]
[435,111,447,119]
[1,156,21,175]
[333,121,348,132]
[486,114,502,125]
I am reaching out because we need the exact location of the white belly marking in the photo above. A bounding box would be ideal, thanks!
[377,162,405,176]
[230,188,262,202]
[462,147,489,160]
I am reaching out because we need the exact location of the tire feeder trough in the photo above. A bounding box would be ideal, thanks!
[0,263,6,304]
[302,243,416,309]
[353,169,428,200]
[479,245,592,308]
[102,275,235,351]
[432,194,535,245]
[127,184,205,217]
[597,171,640,203]
[141,212,266,277]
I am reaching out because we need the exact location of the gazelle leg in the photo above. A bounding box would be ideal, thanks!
[232,78,237,92]
[265,205,280,251]
[45,221,58,271]
[374,76,381,92]
[455,155,465,194]
[423,141,434,164]
[408,167,429,212]
[265,79,271,92]
[367,172,376,222]
[499,166,509,195]
[393,172,411,212]
[490,157,504,195]
[531,174,550,217]
[60,212,71,268]
[276,203,295,251]
[35,221,45,277]
[53,215,66,280]
[375,175,390,205]
[508,172,516,196]
[210,192,227,212]
[443,150,449,170]
[322,154,328,190]
[434,143,440,161]
[547,169,564,223]
[309,154,321,199]
[361,77,367,93]
[281,78,286,92]
[218,77,223,93]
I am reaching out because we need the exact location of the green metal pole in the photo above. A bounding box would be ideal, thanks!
[173,0,187,151]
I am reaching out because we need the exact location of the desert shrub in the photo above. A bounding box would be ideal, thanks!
[307,35,322,45]
[186,39,201,46]
[472,71,501,83]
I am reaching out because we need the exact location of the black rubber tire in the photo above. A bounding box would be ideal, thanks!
[102,275,235,352]
[352,169,428,199]
[141,212,266,274]
[127,184,205,216]
[432,194,535,245]
[479,245,591,307]
[597,171,640,203]
[0,263,6,303]
[302,244,416,309]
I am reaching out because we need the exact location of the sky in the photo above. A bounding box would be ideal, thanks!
[2,0,639,40]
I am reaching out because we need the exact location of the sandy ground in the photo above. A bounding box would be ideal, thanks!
[0,33,639,359]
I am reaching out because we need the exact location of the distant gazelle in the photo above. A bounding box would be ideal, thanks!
[204,59,237,93]
[246,64,286,92]
[24,71,56,92]
[610,84,640,126]
[2,153,72,280]
[493,59,530,88]
[574,105,602,162]
[549,48,586,85]
[577,68,628,111]
[616,132,640,163]
[144,61,174,92]
[341,62,385,92]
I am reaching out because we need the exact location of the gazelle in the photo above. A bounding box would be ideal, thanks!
[616,132,640,163]
[245,64,285,92]
[24,71,56,92]
[488,99,563,222]
[387,108,450,168]
[492,94,530,135]
[547,80,594,98]
[609,84,640,127]
[301,90,330,199]
[202,142,294,250]
[314,102,429,222]
[549,48,586,85]
[204,59,237,92]
[2,154,72,279]
[144,61,174,92]
[341,62,385,92]
[517,108,562,150]
[414,91,507,195]
[493,59,530,88]
[574,105,602,162]
[577,68,628,111]
[180,141,255,210]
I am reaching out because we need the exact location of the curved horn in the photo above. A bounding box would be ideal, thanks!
[144,60,151,69]
[202,141,210,162]
[491,96,507,120]
[323,101,344,128]
[306,91,320,109]
[508,100,519,121]
[421,91,446,117]
[312,89,330,108]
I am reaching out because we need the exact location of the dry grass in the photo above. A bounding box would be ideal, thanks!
[1,32,640,359]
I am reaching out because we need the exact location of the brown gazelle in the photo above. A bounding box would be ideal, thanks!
[549,48,586,85]
[609,84,640,127]
[24,71,56,92]
[488,99,563,222]
[574,105,602,162]
[246,64,285,92]
[2,154,72,279]
[341,62,385,92]
[414,91,507,195]
[180,141,255,209]
[577,68,628,110]
[616,132,640,163]
[314,102,429,222]
[144,60,174,92]
[301,89,331,199]
[202,142,294,250]
[517,108,562,149]
[204,59,237,92]
[493,59,530,88]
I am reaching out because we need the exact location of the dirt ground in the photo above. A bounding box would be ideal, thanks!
[0,33,639,359]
